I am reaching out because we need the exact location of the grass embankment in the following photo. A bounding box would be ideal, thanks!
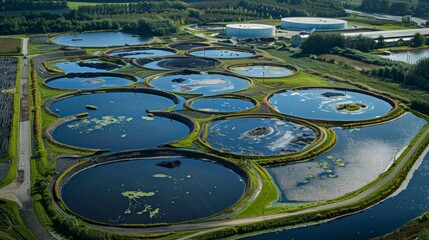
[234,163,278,218]
[376,212,429,240]
[340,15,418,30]
[67,1,98,9]
[0,199,37,240]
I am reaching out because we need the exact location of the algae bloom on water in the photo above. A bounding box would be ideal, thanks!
[336,103,367,112]
[121,191,155,200]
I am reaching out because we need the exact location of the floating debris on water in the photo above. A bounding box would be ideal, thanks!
[153,173,169,178]
[141,116,155,121]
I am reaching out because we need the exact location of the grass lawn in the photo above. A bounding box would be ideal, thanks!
[67,1,98,9]
[341,16,418,30]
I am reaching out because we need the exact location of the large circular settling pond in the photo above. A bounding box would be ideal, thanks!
[49,91,190,151]
[51,59,123,73]
[149,71,250,95]
[107,47,176,59]
[229,64,295,78]
[136,57,220,70]
[269,88,393,121]
[207,117,316,156]
[189,48,254,59]
[45,73,135,90]
[190,97,255,113]
[60,157,245,224]
[52,32,152,47]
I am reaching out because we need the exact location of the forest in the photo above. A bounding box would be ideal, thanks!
[0,0,348,35]
[358,0,429,17]
[0,0,67,11]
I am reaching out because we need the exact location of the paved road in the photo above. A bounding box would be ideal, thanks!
[87,123,429,239]
[0,38,56,240]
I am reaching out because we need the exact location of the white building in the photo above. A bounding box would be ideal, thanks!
[281,17,347,31]
[225,24,276,38]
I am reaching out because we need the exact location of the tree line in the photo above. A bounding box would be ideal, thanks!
[359,0,429,17]
[0,11,178,36]
[0,0,67,11]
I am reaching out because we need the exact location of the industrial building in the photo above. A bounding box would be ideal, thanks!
[281,17,347,31]
[225,24,276,38]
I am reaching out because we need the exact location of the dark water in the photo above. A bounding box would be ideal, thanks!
[52,60,121,73]
[230,65,295,78]
[149,72,250,95]
[50,91,189,151]
[109,49,175,59]
[61,157,245,224]
[207,117,316,156]
[52,32,152,47]
[266,113,427,202]
[380,49,429,64]
[141,57,219,70]
[189,49,254,59]
[269,89,392,121]
[244,116,429,240]
[190,97,255,113]
[45,75,134,90]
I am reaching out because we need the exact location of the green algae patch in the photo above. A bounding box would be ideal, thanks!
[121,191,155,199]
[153,173,170,178]
[336,103,367,112]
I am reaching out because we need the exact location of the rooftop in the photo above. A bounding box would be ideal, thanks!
[281,17,347,24]
[226,24,275,29]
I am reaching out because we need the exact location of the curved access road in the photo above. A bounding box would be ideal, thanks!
[85,123,429,239]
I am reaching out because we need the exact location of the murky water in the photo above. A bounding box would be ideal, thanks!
[61,157,246,224]
[149,71,250,95]
[230,65,295,78]
[207,117,316,156]
[269,88,393,121]
[190,97,255,113]
[52,32,152,47]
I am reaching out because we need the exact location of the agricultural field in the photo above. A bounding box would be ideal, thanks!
[0,39,20,54]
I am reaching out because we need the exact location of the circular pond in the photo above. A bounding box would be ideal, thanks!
[107,47,176,59]
[135,57,221,70]
[49,91,191,152]
[189,97,256,113]
[51,59,123,73]
[149,71,251,95]
[44,73,136,90]
[229,64,296,78]
[268,88,393,121]
[207,117,317,156]
[52,31,152,47]
[188,48,255,59]
[60,156,246,224]
[168,42,210,51]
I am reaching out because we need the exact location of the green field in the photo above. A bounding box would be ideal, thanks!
[67,1,98,9]
[0,38,21,54]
